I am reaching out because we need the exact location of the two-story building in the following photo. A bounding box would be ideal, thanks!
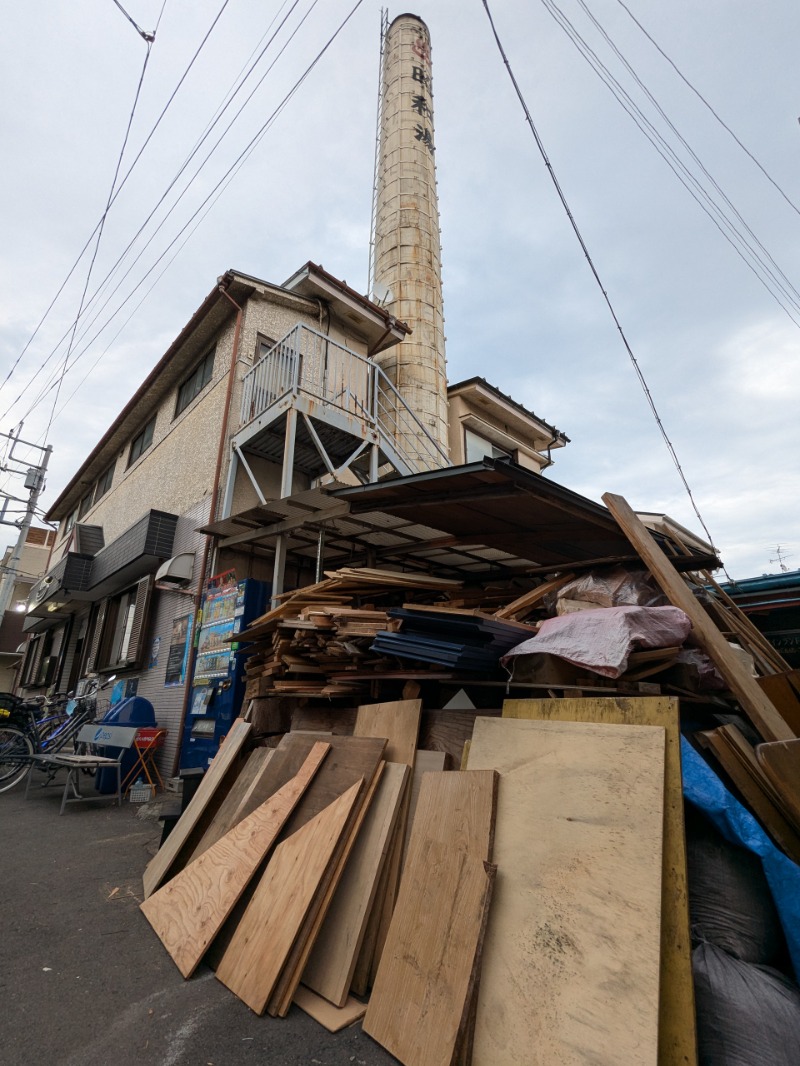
[18,261,568,777]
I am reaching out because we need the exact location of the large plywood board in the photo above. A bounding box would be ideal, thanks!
[354,699,421,767]
[302,761,408,1007]
[182,747,274,865]
[364,844,496,1066]
[205,733,387,973]
[142,719,252,898]
[269,761,387,1018]
[467,717,665,1066]
[503,697,696,1066]
[215,780,361,1015]
[140,742,329,977]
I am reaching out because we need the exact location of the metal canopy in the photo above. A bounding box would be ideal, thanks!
[200,461,720,578]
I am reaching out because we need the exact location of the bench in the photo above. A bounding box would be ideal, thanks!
[25,723,139,814]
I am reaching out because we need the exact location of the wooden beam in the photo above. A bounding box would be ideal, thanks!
[602,492,794,742]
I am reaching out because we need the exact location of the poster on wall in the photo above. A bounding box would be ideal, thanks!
[164,611,194,687]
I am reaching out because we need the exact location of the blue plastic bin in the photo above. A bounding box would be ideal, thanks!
[94,696,156,793]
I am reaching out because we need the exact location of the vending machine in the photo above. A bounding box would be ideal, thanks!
[179,570,269,770]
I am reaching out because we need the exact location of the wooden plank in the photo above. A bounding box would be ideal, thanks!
[354,699,421,767]
[602,492,794,742]
[467,717,665,1066]
[401,750,449,870]
[492,572,575,620]
[205,733,387,972]
[757,671,800,736]
[353,700,421,987]
[302,762,409,1007]
[182,747,274,865]
[294,986,367,1032]
[364,846,496,1066]
[698,726,800,863]
[757,737,800,833]
[364,769,498,1064]
[502,697,696,1066]
[269,760,387,1017]
[139,742,329,977]
[142,719,252,898]
[215,780,361,1015]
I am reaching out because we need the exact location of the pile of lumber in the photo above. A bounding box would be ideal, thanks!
[137,494,800,1064]
[139,694,695,1064]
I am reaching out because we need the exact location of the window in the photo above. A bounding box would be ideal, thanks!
[93,464,114,503]
[61,508,78,540]
[77,463,114,520]
[89,577,153,671]
[256,334,277,361]
[175,347,215,416]
[464,428,512,464]
[78,492,93,519]
[128,416,156,467]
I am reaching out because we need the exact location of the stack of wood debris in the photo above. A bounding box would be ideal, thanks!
[138,494,800,1065]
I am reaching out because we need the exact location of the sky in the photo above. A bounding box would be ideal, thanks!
[1,0,799,580]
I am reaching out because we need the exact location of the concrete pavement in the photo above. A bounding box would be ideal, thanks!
[1,775,398,1066]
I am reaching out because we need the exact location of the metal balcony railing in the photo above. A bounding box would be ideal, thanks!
[239,324,449,475]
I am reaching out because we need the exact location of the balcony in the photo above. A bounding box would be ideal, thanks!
[235,324,449,482]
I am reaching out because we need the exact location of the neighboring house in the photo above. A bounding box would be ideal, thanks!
[447,377,568,472]
[720,569,800,668]
[18,262,571,778]
[0,526,55,691]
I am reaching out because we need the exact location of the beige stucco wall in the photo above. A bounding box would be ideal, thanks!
[447,394,545,473]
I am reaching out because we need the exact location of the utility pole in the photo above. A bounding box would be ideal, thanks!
[0,427,52,618]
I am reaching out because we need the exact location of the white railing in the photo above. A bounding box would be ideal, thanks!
[240,324,449,475]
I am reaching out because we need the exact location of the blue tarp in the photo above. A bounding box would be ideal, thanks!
[681,735,800,978]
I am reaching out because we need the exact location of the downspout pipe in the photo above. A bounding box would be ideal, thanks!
[171,282,245,776]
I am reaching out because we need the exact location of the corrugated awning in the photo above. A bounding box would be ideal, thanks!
[198,461,720,578]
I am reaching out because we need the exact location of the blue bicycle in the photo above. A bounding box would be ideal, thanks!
[0,676,115,793]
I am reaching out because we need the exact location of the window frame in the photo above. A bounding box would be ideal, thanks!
[93,463,114,503]
[463,427,513,464]
[175,346,215,418]
[128,416,156,468]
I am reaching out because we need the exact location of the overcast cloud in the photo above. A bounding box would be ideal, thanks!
[1,0,798,579]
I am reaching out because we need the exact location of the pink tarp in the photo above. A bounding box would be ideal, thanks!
[501,605,692,679]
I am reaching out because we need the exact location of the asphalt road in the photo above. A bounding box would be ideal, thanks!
[1,776,399,1066]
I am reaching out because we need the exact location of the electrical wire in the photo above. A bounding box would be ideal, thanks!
[539,0,800,326]
[43,2,167,446]
[15,0,368,426]
[0,0,232,401]
[480,0,721,553]
[612,0,800,221]
[110,0,156,42]
[572,0,800,311]
[5,0,317,422]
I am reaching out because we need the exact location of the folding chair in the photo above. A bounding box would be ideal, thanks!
[26,723,138,814]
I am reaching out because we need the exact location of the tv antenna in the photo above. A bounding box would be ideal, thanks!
[769,545,792,572]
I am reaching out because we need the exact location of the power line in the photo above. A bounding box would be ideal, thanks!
[538,0,800,327]
[612,0,800,221]
[5,0,317,424]
[110,0,156,42]
[16,0,368,427]
[0,0,232,402]
[44,3,166,446]
[480,0,721,553]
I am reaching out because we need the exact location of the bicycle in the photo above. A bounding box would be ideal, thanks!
[0,676,116,794]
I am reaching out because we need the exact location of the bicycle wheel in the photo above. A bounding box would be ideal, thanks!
[0,726,34,793]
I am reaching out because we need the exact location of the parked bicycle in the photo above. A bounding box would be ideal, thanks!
[0,675,116,794]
